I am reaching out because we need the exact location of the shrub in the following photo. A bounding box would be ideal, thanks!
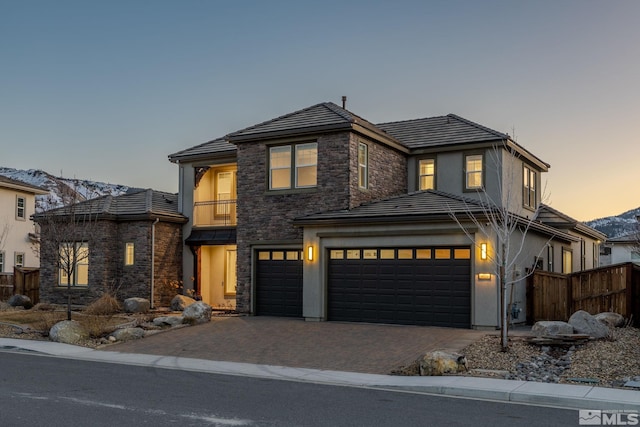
[85,293,121,316]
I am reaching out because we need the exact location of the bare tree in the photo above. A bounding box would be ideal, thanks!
[33,191,100,320]
[448,141,552,351]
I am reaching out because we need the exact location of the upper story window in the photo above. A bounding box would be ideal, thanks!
[16,196,26,220]
[419,159,435,190]
[358,143,368,189]
[465,154,483,190]
[523,165,537,209]
[269,142,317,190]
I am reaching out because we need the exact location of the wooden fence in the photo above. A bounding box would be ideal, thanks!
[0,273,13,301]
[14,267,40,304]
[527,262,640,325]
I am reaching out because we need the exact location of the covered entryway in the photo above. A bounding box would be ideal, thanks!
[327,247,471,328]
[255,249,303,317]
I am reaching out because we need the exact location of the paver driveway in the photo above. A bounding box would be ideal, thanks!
[101,316,487,374]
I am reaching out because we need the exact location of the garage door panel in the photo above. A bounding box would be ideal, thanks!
[256,251,303,317]
[328,246,471,328]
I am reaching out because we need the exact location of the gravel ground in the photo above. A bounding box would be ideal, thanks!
[461,327,640,388]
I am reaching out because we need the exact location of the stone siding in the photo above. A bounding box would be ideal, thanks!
[235,130,406,312]
[38,219,182,307]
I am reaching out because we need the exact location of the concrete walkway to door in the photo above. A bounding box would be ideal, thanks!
[101,316,487,374]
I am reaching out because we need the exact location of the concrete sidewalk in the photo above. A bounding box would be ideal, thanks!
[0,337,638,411]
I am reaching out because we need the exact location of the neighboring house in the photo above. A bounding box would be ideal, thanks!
[169,102,604,328]
[0,175,48,273]
[600,233,640,266]
[33,189,187,307]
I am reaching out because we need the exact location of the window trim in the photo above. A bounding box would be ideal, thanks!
[464,153,484,191]
[418,158,436,191]
[0,251,4,272]
[268,142,318,191]
[16,195,26,221]
[358,142,368,190]
[523,165,537,210]
[14,252,25,268]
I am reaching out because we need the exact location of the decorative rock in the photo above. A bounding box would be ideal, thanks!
[123,297,150,313]
[595,312,625,328]
[531,321,574,337]
[568,310,610,339]
[418,351,468,376]
[170,295,196,311]
[49,320,90,345]
[152,316,184,327]
[7,294,33,309]
[110,327,145,342]
[182,301,212,325]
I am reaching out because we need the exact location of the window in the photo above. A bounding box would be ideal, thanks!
[547,245,554,272]
[465,154,483,190]
[0,252,4,272]
[358,143,368,189]
[269,143,317,190]
[216,171,233,215]
[14,252,24,268]
[562,248,573,274]
[16,196,26,220]
[593,242,599,268]
[523,166,537,209]
[224,249,237,296]
[419,159,435,190]
[580,239,586,270]
[124,242,135,266]
[59,242,89,287]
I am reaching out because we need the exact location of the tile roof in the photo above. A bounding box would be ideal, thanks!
[226,102,395,144]
[33,189,186,223]
[168,137,236,163]
[536,204,606,240]
[0,175,48,194]
[376,114,507,149]
[294,190,489,224]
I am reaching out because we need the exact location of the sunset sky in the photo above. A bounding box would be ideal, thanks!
[2,0,638,221]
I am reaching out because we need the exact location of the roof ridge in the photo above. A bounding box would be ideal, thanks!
[446,114,508,139]
[169,137,228,158]
[376,115,448,126]
[322,102,354,122]
[226,102,344,138]
[145,188,153,213]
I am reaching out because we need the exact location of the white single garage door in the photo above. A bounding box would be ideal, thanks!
[327,247,471,328]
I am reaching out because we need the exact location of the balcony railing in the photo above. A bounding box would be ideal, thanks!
[193,200,237,227]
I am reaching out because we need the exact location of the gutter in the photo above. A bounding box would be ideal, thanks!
[150,217,160,308]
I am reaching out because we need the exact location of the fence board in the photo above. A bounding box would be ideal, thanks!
[0,273,13,301]
[13,267,40,305]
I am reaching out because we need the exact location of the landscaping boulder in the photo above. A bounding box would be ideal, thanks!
[569,310,610,339]
[110,327,145,342]
[418,351,468,376]
[595,312,625,328]
[531,321,574,337]
[182,301,212,325]
[152,315,184,327]
[49,320,90,345]
[7,294,32,309]
[170,295,196,311]
[123,297,150,313]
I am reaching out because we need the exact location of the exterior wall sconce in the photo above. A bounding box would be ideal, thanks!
[478,273,492,280]
[480,243,488,260]
[307,245,314,261]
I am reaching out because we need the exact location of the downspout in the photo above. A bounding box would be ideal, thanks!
[151,217,160,309]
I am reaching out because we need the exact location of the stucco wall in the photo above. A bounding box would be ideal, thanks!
[0,188,39,271]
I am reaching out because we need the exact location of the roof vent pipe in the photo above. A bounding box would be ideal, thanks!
[342,96,347,109]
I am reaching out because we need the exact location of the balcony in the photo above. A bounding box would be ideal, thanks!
[193,200,237,227]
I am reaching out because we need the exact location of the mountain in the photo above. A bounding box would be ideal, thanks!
[0,167,139,212]
[585,206,640,239]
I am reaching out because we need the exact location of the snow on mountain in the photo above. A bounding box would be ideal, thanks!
[0,167,138,212]
[585,206,640,239]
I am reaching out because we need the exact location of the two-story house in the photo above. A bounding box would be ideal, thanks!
[0,175,47,273]
[169,102,604,328]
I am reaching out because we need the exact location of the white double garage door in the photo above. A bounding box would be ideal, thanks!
[256,246,471,328]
